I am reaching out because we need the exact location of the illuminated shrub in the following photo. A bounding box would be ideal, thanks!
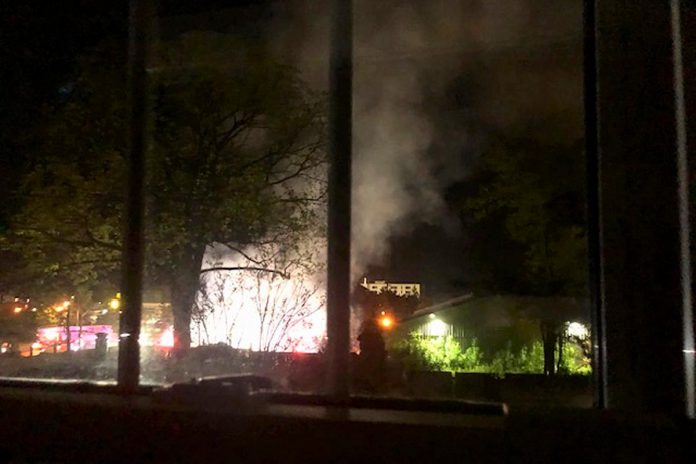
[392,332,590,375]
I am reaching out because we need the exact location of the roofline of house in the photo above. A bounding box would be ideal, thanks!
[407,293,475,320]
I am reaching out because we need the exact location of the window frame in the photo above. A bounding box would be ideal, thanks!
[0,0,692,420]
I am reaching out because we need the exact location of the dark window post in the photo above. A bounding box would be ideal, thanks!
[118,0,152,391]
[595,0,694,417]
[583,0,607,409]
[326,0,353,399]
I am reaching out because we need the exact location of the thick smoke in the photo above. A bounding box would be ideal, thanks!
[271,0,581,278]
[350,2,468,277]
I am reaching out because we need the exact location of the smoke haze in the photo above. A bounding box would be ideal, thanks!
[270,0,582,280]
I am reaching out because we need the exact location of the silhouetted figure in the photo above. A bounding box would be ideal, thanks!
[356,318,386,392]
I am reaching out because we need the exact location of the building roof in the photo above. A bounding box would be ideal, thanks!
[404,294,587,326]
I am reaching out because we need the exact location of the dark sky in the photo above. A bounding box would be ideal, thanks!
[0,0,262,220]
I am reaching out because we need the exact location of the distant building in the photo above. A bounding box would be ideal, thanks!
[396,294,586,346]
[359,277,421,298]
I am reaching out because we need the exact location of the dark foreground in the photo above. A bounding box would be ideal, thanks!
[3,346,591,408]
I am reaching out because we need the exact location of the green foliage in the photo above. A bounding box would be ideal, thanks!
[558,340,592,375]
[516,341,546,373]
[489,341,544,377]
[393,333,590,376]
[34,306,63,327]
[392,332,487,373]
[488,343,519,377]
[395,333,483,372]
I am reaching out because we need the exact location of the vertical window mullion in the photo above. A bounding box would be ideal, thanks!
[325,0,353,399]
[117,0,152,391]
[595,0,693,416]
[582,0,607,409]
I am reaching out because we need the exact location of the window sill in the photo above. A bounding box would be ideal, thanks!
[0,379,692,462]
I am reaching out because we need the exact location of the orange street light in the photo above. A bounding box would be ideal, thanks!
[379,315,394,330]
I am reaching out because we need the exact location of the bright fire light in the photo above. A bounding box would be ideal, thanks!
[191,244,326,352]
[13,306,23,314]
[379,316,393,329]
[159,327,174,348]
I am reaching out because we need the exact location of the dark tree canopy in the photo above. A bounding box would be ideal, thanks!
[460,126,587,298]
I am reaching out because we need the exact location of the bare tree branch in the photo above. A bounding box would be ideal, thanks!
[199,266,289,279]
[218,243,267,266]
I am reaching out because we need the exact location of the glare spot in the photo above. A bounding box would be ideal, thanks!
[426,318,448,337]
[566,322,589,338]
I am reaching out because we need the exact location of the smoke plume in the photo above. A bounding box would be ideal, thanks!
[271,0,522,278]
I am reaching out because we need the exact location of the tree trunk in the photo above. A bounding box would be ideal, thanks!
[171,285,194,354]
[170,249,206,355]
[541,321,558,376]
[556,335,565,373]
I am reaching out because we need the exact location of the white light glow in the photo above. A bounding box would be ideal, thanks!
[426,318,448,337]
[566,321,589,338]
[191,243,326,352]
[139,332,152,347]
[159,327,174,348]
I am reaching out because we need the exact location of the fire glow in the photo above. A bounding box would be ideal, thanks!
[191,244,326,353]
[36,325,116,351]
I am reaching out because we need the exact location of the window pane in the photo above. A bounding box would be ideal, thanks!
[140,1,329,384]
[140,0,591,408]
[0,2,127,381]
[350,0,590,406]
